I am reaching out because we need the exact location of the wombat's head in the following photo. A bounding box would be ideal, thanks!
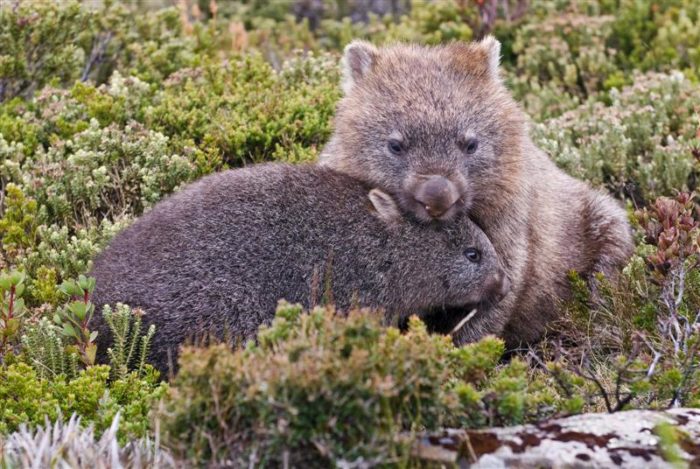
[369,189,509,329]
[322,38,527,222]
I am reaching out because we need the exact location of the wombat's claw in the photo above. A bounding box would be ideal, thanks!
[450,308,477,335]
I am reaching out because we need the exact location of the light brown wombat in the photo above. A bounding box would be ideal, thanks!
[319,37,634,347]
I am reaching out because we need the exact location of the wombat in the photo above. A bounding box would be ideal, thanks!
[319,37,634,347]
[90,164,508,374]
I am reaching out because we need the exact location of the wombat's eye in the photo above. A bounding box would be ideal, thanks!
[387,139,404,155]
[464,137,479,155]
[464,248,481,263]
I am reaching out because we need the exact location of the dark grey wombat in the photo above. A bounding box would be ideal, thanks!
[90,164,507,373]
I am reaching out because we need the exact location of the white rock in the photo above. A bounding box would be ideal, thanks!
[412,408,700,468]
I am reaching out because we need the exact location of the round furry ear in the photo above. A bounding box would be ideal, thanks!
[446,37,502,81]
[479,35,501,79]
[369,189,402,226]
[341,40,378,94]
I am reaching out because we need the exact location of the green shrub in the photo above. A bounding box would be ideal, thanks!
[318,0,476,49]
[3,273,165,441]
[0,184,40,264]
[17,119,196,227]
[162,303,567,467]
[21,317,81,380]
[103,303,156,381]
[145,52,340,166]
[0,362,166,440]
[608,0,700,74]
[18,274,158,376]
[534,71,700,203]
[0,270,27,356]
[0,0,92,101]
[13,220,126,305]
[503,0,700,120]
[0,0,222,102]
[510,13,618,104]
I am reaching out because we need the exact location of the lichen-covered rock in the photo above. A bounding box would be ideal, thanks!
[412,408,700,468]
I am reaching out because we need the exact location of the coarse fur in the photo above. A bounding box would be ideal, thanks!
[319,38,635,347]
[90,164,507,374]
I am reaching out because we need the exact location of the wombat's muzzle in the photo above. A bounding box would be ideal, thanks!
[484,270,510,304]
[413,175,461,219]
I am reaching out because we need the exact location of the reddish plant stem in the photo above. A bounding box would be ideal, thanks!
[8,285,15,320]
[1,285,16,352]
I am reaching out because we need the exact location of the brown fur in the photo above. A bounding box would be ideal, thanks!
[319,38,634,347]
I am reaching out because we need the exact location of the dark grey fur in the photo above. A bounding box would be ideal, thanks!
[90,164,506,374]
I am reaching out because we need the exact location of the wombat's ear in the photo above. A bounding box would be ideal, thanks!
[447,36,501,81]
[342,40,378,94]
[480,35,501,79]
[369,189,402,226]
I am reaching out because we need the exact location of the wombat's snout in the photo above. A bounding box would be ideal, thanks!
[413,176,460,219]
[483,270,510,304]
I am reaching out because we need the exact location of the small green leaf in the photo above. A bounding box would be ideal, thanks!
[5,318,21,336]
[84,343,97,366]
[62,323,77,338]
[12,298,25,316]
[69,302,87,321]
[59,280,82,298]
[9,271,25,286]
[0,276,12,291]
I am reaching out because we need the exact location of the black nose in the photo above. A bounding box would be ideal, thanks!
[413,176,460,218]
[484,270,510,304]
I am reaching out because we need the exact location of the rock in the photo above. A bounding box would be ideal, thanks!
[411,408,700,468]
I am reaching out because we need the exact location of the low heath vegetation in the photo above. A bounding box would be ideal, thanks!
[0,0,699,466]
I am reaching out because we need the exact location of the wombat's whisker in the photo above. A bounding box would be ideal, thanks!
[450,308,478,335]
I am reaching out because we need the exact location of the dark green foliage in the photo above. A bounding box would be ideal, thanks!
[145,54,340,166]
[0,270,27,356]
[3,271,164,441]
[55,275,98,365]
[0,362,166,441]
[0,0,221,102]
[162,303,565,467]
[0,0,91,101]
[103,303,156,381]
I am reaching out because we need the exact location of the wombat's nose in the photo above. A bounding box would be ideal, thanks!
[414,176,460,218]
[485,270,510,304]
